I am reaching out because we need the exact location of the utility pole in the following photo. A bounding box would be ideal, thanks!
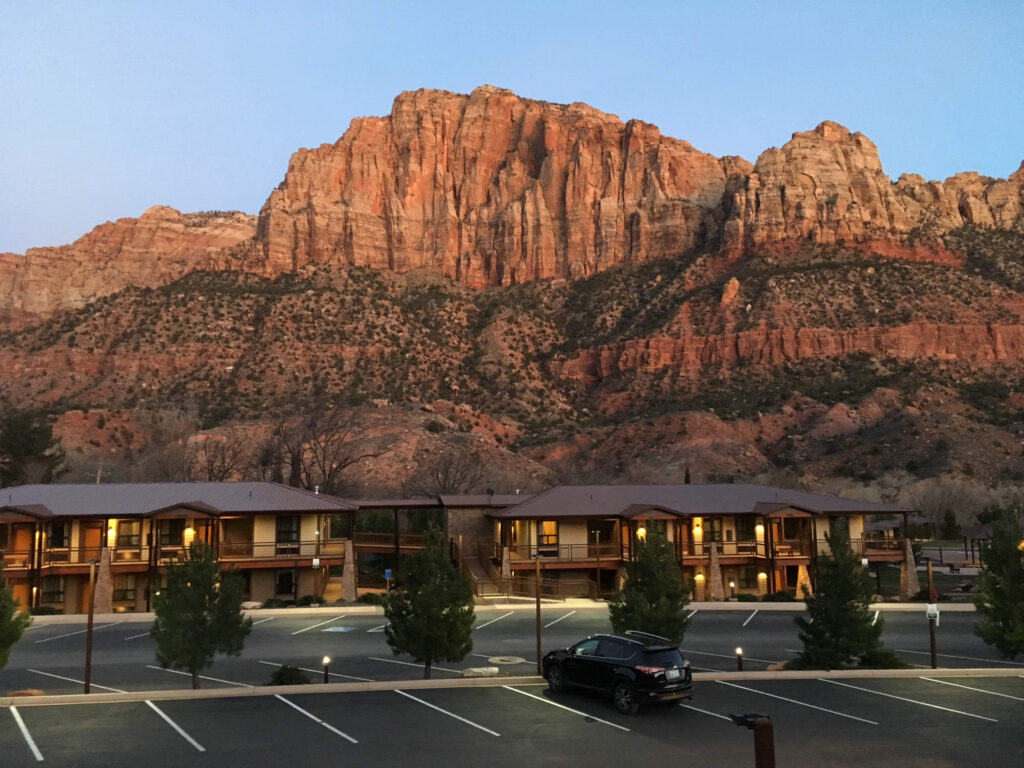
[535,553,543,675]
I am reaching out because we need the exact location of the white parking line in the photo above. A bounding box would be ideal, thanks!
[125,631,151,641]
[922,677,1024,702]
[817,679,998,722]
[27,669,126,693]
[251,617,276,626]
[717,681,878,725]
[33,621,125,643]
[291,615,346,635]
[688,649,779,664]
[367,624,387,632]
[396,690,500,737]
[502,686,630,732]
[681,704,732,721]
[543,611,576,628]
[475,612,513,630]
[258,660,375,682]
[741,610,758,627]
[10,707,44,762]
[367,656,460,674]
[687,609,699,619]
[146,701,205,752]
[275,694,359,743]
[145,665,252,687]
[871,610,879,626]
[894,649,1024,667]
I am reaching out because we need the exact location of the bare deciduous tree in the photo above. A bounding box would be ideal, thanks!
[184,434,250,482]
[404,450,485,497]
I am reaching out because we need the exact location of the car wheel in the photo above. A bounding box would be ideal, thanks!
[613,680,639,715]
[546,664,565,693]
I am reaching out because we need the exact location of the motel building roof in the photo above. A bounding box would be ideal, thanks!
[0,481,355,521]
[486,484,911,521]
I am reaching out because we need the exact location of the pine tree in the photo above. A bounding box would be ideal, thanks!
[384,530,475,679]
[0,564,32,669]
[791,526,902,669]
[609,529,691,643]
[150,542,253,688]
[974,513,1024,659]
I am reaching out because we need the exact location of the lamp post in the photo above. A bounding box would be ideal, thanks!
[84,558,100,694]
[534,553,543,675]
[729,580,736,599]
[322,655,331,684]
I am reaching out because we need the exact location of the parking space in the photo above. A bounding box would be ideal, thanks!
[3,676,1023,767]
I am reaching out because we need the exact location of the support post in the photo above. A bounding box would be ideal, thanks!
[929,617,937,669]
[535,554,542,676]
[84,559,98,694]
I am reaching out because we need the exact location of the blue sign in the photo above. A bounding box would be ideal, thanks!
[384,569,392,580]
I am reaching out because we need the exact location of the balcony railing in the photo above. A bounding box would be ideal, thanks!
[352,532,428,549]
[506,543,622,562]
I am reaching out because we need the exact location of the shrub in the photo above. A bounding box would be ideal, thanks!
[735,593,759,601]
[296,594,323,607]
[29,605,63,615]
[356,592,384,605]
[762,590,796,602]
[262,598,287,608]
[267,665,311,686]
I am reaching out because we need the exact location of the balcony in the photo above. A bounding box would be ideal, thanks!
[506,542,622,563]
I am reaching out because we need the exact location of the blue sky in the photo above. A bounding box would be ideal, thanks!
[1,0,1022,253]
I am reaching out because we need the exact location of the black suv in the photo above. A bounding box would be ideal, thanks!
[542,631,693,715]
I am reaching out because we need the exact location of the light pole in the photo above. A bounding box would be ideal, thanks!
[322,655,331,683]
[729,580,736,599]
[84,558,100,694]
[534,553,543,675]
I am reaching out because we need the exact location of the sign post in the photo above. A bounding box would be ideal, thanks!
[926,603,940,668]
[384,568,392,592]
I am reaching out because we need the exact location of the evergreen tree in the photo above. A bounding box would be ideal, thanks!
[609,529,691,643]
[974,513,1024,659]
[0,406,67,487]
[790,527,903,669]
[384,529,475,679]
[0,564,32,669]
[150,542,253,688]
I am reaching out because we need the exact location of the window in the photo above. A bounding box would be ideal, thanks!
[739,566,758,589]
[736,516,756,541]
[117,520,141,548]
[0,525,7,550]
[47,521,69,549]
[159,519,185,546]
[275,568,296,596]
[536,520,558,546]
[276,516,300,543]
[705,518,723,542]
[41,575,64,603]
[573,638,600,656]
[597,638,634,659]
[113,574,135,602]
[327,514,351,540]
[784,517,804,539]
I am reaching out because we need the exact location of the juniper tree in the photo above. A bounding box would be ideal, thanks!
[150,542,253,688]
[609,529,691,644]
[974,513,1024,659]
[0,564,32,669]
[383,529,475,679]
[791,526,903,669]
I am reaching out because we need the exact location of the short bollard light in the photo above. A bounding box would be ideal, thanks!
[322,656,331,683]
[735,647,744,671]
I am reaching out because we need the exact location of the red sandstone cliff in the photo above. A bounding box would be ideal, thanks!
[0,206,255,329]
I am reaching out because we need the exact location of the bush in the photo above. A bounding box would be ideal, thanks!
[267,665,311,685]
[28,605,63,615]
[735,593,759,601]
[762,590,796,602]
[356,592,384,605]
[858,649,911,669]
[262,598,288,608]
[296,594,323,606]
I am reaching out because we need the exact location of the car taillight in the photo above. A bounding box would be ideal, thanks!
[635,665,665,676]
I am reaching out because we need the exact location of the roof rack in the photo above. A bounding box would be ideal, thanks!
[624,630,672,645]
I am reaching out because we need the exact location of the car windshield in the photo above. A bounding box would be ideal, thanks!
[644,649,684,666]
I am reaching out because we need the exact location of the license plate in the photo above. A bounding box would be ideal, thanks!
[666,668,680,681]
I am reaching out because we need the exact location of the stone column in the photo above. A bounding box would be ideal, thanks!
[796,564,813,598]
[899,537,920,600]
[707,543,726,601]
[341,539,357,602]
[92,547,113,615]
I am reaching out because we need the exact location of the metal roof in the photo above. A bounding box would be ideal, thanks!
[0,482,355,519]
[487,484,910,520]
[440,493,535,507]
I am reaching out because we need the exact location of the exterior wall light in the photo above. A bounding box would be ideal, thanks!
[636,526,647,541]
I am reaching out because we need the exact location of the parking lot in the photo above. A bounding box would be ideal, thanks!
[3,606,1023,766]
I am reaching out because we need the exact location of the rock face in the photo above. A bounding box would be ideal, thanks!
[2,87,1022,325]
[0,206,255,329]
[723,121,1023,254]
[241,85,742,287]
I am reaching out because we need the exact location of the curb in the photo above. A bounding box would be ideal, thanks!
[2,667,1019,709]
